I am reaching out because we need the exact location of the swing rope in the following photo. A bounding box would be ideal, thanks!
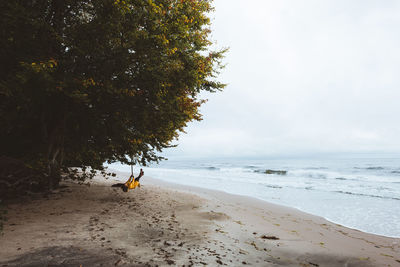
[130,155,134,176]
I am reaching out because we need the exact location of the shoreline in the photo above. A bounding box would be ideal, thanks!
[115,170,400,239]
[113,171,400,265]
[130,157,400,239]
[0,173,399,266]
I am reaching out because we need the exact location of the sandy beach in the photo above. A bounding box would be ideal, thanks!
[1,173,399,267]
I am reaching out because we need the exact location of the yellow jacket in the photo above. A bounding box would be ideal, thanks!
[125,175,140,190]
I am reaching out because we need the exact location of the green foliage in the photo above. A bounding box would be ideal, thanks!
[0,0,225,188]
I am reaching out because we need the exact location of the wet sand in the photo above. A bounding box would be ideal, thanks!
[0,174,399,266]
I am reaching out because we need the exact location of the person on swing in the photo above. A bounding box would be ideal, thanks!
[112,169,144,192]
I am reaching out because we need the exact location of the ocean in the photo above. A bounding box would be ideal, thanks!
[109,156,400,238]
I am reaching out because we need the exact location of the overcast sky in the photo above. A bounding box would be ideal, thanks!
[165,0,400,158]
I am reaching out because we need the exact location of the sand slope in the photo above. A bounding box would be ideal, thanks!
[0,175,399,266]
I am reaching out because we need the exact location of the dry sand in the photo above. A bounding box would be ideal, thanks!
[0,173,399,266]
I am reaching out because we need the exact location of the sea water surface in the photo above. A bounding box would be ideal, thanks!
[109,156,400,238]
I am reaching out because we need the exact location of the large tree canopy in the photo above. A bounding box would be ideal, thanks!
[0,0,225,188]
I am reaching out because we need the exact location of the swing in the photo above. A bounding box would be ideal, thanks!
[124,163,140,191]
[111,156,143,192]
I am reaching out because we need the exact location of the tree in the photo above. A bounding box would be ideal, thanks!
[0,0,225,189]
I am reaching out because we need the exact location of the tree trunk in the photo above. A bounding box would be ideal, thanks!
[48,147,61,190]
[46,117,66,191]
